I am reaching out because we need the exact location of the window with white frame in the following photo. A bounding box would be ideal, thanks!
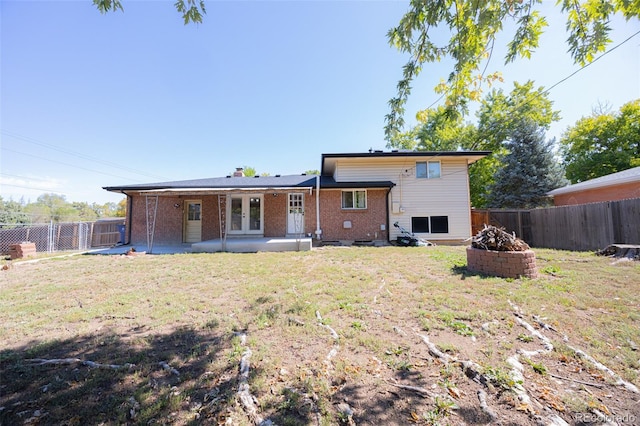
[341,190,367,209]
[416,161,441,179]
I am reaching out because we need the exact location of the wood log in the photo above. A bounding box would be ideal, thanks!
[471,225,529,252]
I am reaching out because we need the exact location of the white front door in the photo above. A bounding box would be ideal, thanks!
[287,193,304,235]
[228,194,263,235]
[184,200,202,242]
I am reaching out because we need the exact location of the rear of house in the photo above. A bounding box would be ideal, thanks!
[104,150,488,252]
[321,151,488,244]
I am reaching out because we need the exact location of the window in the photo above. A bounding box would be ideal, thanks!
[411,216,449,234]
[187,202,201,221]
[416,161,441,179]
[411,217,429,233]
[430,216,449,233]
[341,190,366,209]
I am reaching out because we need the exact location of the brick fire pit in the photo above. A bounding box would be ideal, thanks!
[466,246,538,279]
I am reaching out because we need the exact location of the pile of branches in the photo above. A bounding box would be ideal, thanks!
[472,225,530,251]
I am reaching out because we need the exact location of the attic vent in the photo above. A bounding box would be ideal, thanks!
[301,173,306,176]
[254,175,260,178]
[275,174,281,177]
[374,150,383,153]
[226,175,231,178]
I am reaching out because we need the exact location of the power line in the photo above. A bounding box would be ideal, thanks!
[1,129,170,181]
[1,147,147,183]
[0,172,54,182]
[0,183,67,195]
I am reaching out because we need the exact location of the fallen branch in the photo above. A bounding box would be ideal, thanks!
[26,358,134,370]
[510,302,639,394]
[234,332,272,426]
[548,373,604,389]
[570,347,639,394]
[387,382,431,398]
[532,315,558,333]
[477,389,497,421]
[418,335,490,387]
[315,311,339,340]
[159,361,180,377]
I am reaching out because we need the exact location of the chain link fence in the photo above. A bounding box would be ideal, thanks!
[0,219,125,255]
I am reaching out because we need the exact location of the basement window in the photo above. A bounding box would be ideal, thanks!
[411,217,429,233]
[341,190,367,209]
[411,216,449,234]
[430,216,449,233]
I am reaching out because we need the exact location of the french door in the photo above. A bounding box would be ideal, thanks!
[228,194,263,235]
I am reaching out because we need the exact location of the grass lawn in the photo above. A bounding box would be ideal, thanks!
[1,246,639,425]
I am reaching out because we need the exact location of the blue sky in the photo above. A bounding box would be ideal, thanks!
[1,1,639,205]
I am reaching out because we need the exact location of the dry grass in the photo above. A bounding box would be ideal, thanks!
[1,246,639,425]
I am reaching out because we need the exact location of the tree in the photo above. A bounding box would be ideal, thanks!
[385,0,639,140]
[388,80,560,207]
[487,120,567,208]
[303,170,320,175]
[560,99,640,183]
[93,0,206,24]
[0,197,31,227]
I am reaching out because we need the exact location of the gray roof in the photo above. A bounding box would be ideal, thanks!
[103,174,394,193]
[548,166,640,196]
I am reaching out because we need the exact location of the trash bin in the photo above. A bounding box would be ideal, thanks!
[117,225,126,244]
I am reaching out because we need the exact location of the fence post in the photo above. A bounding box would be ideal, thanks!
[47,221,54,253]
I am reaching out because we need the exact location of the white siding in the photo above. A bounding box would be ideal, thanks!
[335,158,472,241]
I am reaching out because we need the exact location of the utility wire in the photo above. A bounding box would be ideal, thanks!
[1,129,170,181]
[1,147,146,183]
[0,183,67,195]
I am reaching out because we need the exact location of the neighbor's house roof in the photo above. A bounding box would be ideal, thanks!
[103,174,395,194]
[547,166,640,197]
[321,150,491,175]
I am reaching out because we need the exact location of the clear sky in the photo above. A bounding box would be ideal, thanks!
[1,0,639,205]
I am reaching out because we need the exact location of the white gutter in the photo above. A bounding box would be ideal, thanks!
[138,187,313,196]
[315,174,322,239]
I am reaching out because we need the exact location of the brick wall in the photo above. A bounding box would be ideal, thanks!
[130,196,184,245]
[127,189,389,245]
[553,182,640,206]
[129,195,224,245]
[466,247,538,279]
[264,193,286,237]
[318,189,388,241]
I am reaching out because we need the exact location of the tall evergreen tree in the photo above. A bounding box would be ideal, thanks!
[488,121,567,209]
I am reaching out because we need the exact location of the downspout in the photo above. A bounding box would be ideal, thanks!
[386,185,394,245]
[121,191,132,245]
[315,174,322,240]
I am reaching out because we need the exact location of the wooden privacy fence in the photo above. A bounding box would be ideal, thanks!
[472,198,640,251]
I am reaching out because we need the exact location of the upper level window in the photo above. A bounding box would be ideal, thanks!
[416,161,441,179]
[342,190,366,209]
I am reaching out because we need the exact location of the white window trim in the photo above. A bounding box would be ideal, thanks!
[341,189,367,210]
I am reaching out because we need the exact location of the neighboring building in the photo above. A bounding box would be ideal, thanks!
[547,166,640,206]
[103,150,489,252]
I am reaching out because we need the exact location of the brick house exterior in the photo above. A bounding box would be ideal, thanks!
[548,166,640,206]
[104,150,488,251]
